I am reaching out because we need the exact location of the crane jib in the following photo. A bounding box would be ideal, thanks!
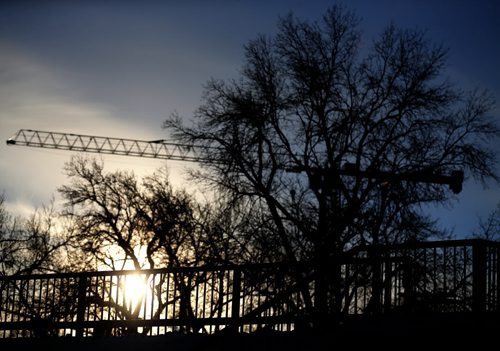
[6,129,464,193]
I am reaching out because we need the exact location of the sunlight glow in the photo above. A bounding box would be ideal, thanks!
[122,273,148,309]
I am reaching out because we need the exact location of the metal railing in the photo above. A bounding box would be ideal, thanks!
[0,263,314,337]
[345,239,500,315]
[1,239,499,338]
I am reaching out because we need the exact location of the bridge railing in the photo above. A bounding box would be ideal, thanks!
[0,263,315,337]
[344,239,500,314]
[1,239,499,337]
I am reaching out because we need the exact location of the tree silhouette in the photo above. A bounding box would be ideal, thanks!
[473,202,500,241]
[164,5,499,318]
[54,156,255,334]
[58,156,238,271]
[0,194,70,276]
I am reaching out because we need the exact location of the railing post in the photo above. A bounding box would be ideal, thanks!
[313,257,328,330]
[231,268,241,326]
[402,254,415,312]
[472,240,487,313]
[370,246,383,315]
[496,246,500,311]
[76,276,87,337]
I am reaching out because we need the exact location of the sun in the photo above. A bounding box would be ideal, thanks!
[122,273,148,308]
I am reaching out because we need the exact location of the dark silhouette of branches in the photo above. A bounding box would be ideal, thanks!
[164,3,498,264]
[164,4,499,318]
[0,194,71,276]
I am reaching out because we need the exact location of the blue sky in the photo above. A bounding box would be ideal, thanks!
[0,0,499,237]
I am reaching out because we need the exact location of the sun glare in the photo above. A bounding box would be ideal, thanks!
[122,273,147,308]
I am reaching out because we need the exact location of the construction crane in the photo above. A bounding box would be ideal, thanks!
[5,128,211,163]
[6,128,464,193]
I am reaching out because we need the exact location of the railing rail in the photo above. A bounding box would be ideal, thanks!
[1,239,499,338]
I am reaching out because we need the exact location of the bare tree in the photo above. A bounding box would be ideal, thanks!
[165,4,498,259]
[0,194,71,276]
[163,5,499,317]
[58,156,234,271]
[473,202,500,240]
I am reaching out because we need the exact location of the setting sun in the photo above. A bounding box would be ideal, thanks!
[122,273,148,309]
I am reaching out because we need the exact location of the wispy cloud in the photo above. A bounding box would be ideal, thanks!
[0,45,190,216]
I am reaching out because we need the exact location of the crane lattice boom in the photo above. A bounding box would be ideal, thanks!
[6,129,211,163]
[6,129,464,193]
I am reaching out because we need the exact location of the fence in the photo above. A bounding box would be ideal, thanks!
[345,239,500,314]
[0,239,499,337]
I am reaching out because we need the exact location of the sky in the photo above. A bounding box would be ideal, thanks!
[0,0,499,238]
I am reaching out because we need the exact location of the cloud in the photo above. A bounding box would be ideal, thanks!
[0,45,192,217]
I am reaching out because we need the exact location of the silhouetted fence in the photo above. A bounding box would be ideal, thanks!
[1,239,499,337]
[347,239,500,314]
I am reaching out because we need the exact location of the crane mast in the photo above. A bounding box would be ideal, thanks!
[6,128,464,193]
